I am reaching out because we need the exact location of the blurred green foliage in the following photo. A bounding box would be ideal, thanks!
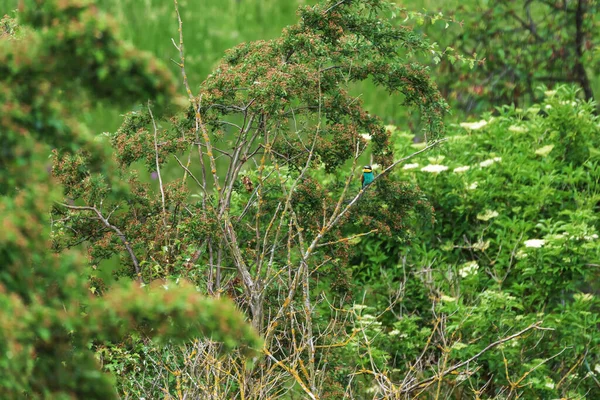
[2,0,598,125]
[424,0,599,114]
[0,1,259,398]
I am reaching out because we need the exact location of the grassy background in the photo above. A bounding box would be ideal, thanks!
[1,0,455,133]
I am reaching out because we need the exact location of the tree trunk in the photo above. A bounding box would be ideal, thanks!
[250,287,264,333]
[574,0,594,103]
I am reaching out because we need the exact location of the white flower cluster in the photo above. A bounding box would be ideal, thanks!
[357,314,382,328]
[459,261,479,278]
[460,120,488,130]
[479,157,502,167]
[453,166,470,173]
[508,125,528,133]
[476,209,499,221]
[535,145,554,157]
[428,155,446,164]
[440,295,457,302]
[560,100,577,107]
[403,163,419,170]
[524,239,545,248]
[420,164,448,173]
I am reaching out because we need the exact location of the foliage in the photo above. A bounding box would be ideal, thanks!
[51,0,452,397]
[5,0,600,398]
[428,0,599,113]
[0,1,259,398]
[351,85,600,398]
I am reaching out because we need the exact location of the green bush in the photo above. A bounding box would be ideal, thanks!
[0,2,259,398]
[353,85,600,398]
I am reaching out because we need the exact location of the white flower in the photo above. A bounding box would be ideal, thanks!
[453,165,470,173]
[402,163,419,170]
[477,210,499,221]
[516,250,528,259]
[360,133,372,141]
[544,90,557,97]
[385,125,397,133]
[440,295,456,302]
[544,381,555,390]
[535,145,554,157]
[584,234,599,241]
[371,163,381,170]
[479,157,501,167]
[389,329,400,336]
[574,293,594,303]
[460,120,488,130]
[595,364,600,374]
[459,261,479,278]
[524,239,545,248]
[360,313,376,321]
[428,155,446,164]
[545,104,552,109]
[352,304,368,311]
[560,100,577,107]
[421,164,449,173]
[508,125,528,133]
[473,240,490,251]
[467,182,478,190]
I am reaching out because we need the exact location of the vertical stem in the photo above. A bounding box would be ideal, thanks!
[574,0,593,101]
[303,260,316,393]
[148,102,168,232]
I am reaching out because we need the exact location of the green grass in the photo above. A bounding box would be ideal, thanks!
[95,0,310,89]
[1,0,453,129]
[1,0,317,131]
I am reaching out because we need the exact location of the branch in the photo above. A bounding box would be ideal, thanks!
[148,102,168,231]
[173,155,205,193]
[326,138,446,235]
[507,10,544,42]
[59,203,143,282]
[402,321,547,394]
[324,0,349,14]
[316,229,378,248]
[574,0,594,101]
[172,0,195,100]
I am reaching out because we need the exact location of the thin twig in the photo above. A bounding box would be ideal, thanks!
[148,102,168,231]
[402,321,547,394]
[59,203,143,282]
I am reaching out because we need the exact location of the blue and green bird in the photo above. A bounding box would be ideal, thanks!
[361,165,375,188]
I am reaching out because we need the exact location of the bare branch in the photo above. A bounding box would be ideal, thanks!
[58,203,143,282]
[148,102,168,231]
[402,321,547,394]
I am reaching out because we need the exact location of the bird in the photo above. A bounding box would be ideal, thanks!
[361,165,374,189]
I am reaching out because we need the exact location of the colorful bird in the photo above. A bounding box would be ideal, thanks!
[361,165,374,188]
